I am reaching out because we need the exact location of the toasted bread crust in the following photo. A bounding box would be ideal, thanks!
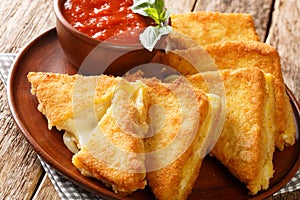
[27,72,77,128]
[143,78,213,200]
[159,40,296,150]
[171,12,260,46]
[73,80,150,194]
[188,68,275,195]
[204,41,296,149]
[28,72,147,194]
[72,147,146,194]
[27,72,120,129]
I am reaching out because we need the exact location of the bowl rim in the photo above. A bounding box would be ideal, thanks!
[53,0,145,49]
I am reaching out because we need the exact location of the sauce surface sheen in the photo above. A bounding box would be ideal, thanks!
[63,0,154,43]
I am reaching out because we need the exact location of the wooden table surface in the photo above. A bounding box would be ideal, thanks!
[0,0,299,199]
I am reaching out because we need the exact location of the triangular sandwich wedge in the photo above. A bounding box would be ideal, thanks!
[188,67,276,195]
[28,72,148,194]
[143,77,223,200]
[203,41,296,150]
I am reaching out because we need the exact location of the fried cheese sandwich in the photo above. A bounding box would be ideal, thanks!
[28,68,278,196]
[158,39,295,151]
[28,72,222,198]
[28,72,148,194]
[203,41,296,150]
[142,78,222,200]
[188,67,276,195]
[72,80,149,194]
[171,11,260,46]
[27,72,121,149]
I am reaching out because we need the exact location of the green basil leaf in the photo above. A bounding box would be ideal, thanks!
[160,9,171,22]
[154,0,165,14]
[139,26,160,51]
[131,0,155,16]
[132,0,155,7]
[159,25,172,35]
[131,4,150,16]
[164,9,172,21]
[144,7,160,24]
[140,25,172,51]
[131,0,172,51]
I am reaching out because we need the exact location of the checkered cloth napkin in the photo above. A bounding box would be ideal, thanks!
[1,53,299,199]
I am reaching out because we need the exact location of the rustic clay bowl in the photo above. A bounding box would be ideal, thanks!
[53,0,160,75]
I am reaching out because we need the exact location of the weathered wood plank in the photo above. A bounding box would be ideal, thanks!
[0,0,55,53]
[32,175,61,200]
[165,0,196,13]
[266,0,300,102]
[0,0,57,199]
[0,82,43,200]
[193,0,274,41]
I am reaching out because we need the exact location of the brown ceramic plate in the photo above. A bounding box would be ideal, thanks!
[7,28,300,200]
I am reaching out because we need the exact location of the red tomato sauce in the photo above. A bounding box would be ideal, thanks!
[63,0,154,44]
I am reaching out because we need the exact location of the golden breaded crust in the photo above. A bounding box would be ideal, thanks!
[27,72,77,129]
[27,72,120,130]
[171,12,260,46]
[143,78,213,200]
[204,41,283,78]
[159,40,296,150]
[73,81,149,194]
[188,68,275,195]
[29,72,148,194]
[203,41,296,150]
[72,147,146,194]
[72,107,147,194]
